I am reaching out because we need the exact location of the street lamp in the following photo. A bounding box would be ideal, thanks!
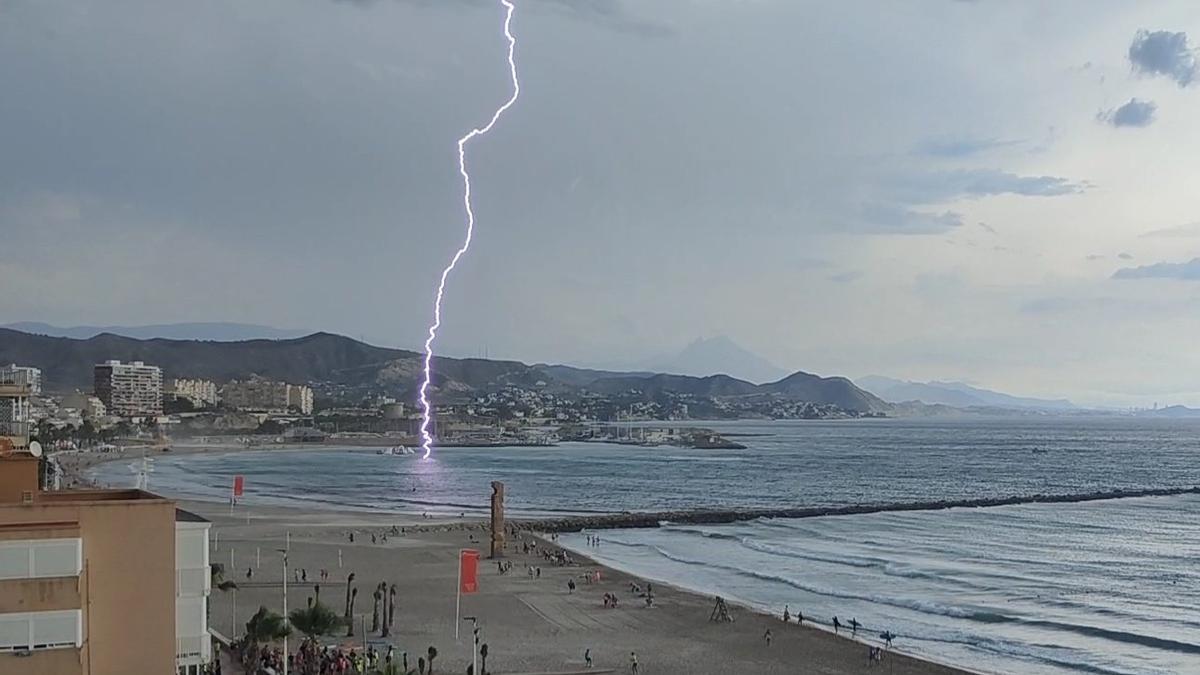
[278,549,289,675]
[463,616,481,675]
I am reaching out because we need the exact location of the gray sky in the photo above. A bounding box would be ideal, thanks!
[4,0,1200,406]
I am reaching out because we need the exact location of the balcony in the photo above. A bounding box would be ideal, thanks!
[0,381,33,398]
[0,421,30,448]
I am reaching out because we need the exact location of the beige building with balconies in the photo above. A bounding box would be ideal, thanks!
[0,452,178,674]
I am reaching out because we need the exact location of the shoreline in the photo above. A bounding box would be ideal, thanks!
[181,498,970,675]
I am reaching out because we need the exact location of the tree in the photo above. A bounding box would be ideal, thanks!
[480,643,489,675]
[288,602,342,639]
[257,419,285,435]
[380,582,392,638]
[371,584,383,633]
[344,572,357,620]
[346,587,358,637]
[245,606,291,644]
[427,645,438,674]
[388,584,397,628]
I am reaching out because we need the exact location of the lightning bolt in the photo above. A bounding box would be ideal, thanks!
[419,0,520,459]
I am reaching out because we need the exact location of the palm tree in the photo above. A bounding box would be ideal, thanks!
[418,657,426,675]
[427,645,438,674]
[380,587,391,638]
[245,606,291,644]
[346,587,358,637]
[371,584,383,633]
[344,572,357,621]
[288,601,342,639]
[388,584,397,629]
[480,643,489,675]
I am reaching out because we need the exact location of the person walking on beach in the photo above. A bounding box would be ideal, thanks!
[783,605,790,623]
[850,617,860,635]
[763,629,773,646]
[833,616,841,634]
[247,567,253,580]
[797,610,803,624]
[629,651,639,674]
[568,579,576,594]
[585,648,592,668]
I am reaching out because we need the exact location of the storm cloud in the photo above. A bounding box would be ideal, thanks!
[1128,29,1198,87]
[1098,99,1157,128]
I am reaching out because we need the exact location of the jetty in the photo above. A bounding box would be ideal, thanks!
[521,486,1200,532]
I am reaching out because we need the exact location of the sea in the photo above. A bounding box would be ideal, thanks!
[90,417,1200,675]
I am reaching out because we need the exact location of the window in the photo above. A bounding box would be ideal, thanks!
[0,539,82,580]
[0,610,81,652]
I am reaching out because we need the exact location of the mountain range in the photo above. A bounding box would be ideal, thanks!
[856,376,1075,411]
[0,328,888,413]
[2,321,310,342]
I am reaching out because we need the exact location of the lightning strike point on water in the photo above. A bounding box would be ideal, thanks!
[419,0,520,460]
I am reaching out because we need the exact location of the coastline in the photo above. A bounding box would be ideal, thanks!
[62,452,968,673]
[182,497,970,675]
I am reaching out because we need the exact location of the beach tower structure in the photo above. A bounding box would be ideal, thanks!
[490,481,505,558]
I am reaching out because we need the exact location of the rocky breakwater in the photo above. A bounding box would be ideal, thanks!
[520,486,1200,533]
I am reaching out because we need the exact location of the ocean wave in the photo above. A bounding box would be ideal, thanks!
[600,538,1011,623]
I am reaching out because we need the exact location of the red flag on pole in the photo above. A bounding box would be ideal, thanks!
[459,549,480,594]
[233,475,245,497]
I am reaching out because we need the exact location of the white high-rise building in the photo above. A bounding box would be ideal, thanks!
[94,360,163,418]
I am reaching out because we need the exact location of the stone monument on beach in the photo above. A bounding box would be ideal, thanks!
[490,480,505,558]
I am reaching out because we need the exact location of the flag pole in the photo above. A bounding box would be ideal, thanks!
[455,549,462,641]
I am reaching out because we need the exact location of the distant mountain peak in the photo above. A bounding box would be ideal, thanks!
[649,335,789,384]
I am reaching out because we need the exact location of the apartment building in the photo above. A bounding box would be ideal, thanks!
[222,377,313,414]
[93,360,162,418]
[170,379,219,409]
[0,452,177,674]
[0,365,41,396]
[0,367,34,450]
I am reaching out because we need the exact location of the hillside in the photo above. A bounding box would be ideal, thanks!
[856,376,1075,411]
[0,328,889,412]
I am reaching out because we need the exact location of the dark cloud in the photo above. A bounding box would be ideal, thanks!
[978,222,998,235]
[1085,254,1104,261]
[337,0,672,37]
[912,137,1020,158]
[1128,29,1198,87]
[1117,252,1134,260]
[1113,258,1200,280]
[1098,98,1157,128]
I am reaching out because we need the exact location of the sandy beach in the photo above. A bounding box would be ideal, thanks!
[182,497,969,675]
[60,449,969,674]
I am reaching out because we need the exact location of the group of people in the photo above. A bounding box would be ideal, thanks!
[236,636,401,675]
[779,605,897,662]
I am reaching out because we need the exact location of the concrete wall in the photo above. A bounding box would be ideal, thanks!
[0,455,39,503]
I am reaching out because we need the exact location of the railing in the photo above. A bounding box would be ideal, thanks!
[0,420,30,440]
[176,635,208,661]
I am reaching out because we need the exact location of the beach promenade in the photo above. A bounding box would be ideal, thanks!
[193,500,968,675]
